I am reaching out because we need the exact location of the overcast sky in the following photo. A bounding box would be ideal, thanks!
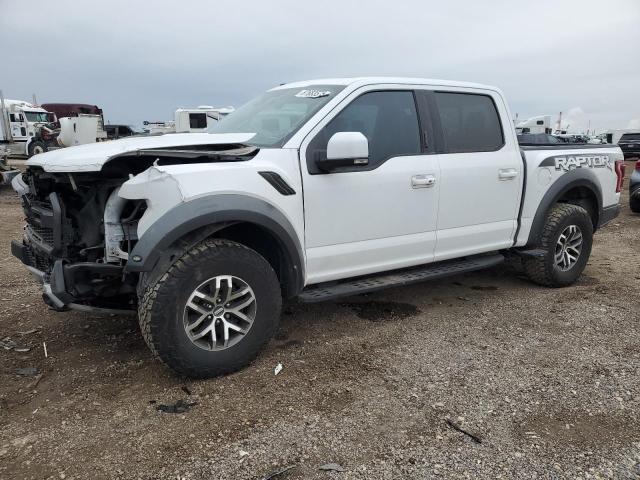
[1,0,639,132]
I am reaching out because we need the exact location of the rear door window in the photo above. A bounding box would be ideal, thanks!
[435,92,504,153]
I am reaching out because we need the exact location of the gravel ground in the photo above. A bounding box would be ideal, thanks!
[1,161,639,479]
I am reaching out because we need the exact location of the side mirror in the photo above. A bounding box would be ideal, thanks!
[317,132,369,171]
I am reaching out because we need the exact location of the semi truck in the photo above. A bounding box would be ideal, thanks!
[0,93,56,160]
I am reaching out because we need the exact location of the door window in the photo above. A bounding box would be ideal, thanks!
[435,92,504,153]
[308,91,421,172]
[189,113,207,129]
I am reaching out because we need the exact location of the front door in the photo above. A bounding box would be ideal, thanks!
[300,88,441,285]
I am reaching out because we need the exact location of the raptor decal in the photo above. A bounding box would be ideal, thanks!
[539,154,613,172]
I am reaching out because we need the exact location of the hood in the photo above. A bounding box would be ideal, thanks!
[26,132,256,172]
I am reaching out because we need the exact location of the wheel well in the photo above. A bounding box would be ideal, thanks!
[211,222,296,297]
[556,186,598,228]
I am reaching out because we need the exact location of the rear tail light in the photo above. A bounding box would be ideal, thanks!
[635,160,640,171]
[614,160,625,193]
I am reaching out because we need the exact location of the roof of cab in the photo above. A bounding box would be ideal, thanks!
[270,77,498,92]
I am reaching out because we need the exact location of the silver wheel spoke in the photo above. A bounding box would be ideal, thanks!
[186,300,209,316]
[191,325,214,341]
[192,290,217,305]
[183,275,256,351]
[186,313,209,332]
[229,295,254,312]
[554,224,583,271]
[227,286,251,303]
[228,309,251,324]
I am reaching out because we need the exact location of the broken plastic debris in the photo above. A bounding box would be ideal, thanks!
[18,328,40,336]
[319,463,345,472]
[0,337,16,350]
[155,399,198,414]
[239,450,249,457]
[274,363,283,375]
[43,342,48,358]
[16,367,39,377]
[261,465,296,480]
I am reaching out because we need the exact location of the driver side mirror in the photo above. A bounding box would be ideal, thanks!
[316,132,369,172]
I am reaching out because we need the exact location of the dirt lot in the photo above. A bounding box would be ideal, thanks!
[1,162,639,479]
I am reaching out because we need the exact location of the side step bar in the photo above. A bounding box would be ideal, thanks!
[298,253,505,303]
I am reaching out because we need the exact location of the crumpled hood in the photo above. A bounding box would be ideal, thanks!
[26,132,256,172]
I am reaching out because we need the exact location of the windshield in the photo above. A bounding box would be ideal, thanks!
[209,85,345,147]
[24,111,51,123]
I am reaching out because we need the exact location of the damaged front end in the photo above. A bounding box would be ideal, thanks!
[10,141,260,313]
[11,168,144,313]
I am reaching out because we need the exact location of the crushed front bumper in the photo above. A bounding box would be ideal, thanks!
[1,168,20,186]
[12,240,134,314]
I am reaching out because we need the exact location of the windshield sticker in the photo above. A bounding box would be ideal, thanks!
[295,89,331,99]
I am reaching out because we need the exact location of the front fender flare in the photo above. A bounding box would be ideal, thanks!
[124,194,304,297]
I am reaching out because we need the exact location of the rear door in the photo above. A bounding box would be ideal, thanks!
[425,89,523,260]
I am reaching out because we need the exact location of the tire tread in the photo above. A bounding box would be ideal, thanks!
[138,238,280,378]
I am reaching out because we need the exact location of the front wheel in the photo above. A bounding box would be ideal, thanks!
[523,204,593,287]
[138,239,281,378]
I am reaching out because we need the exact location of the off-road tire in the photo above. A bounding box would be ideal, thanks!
[630,193,640,213]
[27,140,48,157]
[523,203,593,287]
[138,238,281,378]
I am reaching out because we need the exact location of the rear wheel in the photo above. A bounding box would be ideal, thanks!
[523,203,593,287]
[138,238,281,378]
[630,193,640,213]
[27,140,48,157]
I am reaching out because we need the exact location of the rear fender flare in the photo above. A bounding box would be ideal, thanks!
[526,168,602,246]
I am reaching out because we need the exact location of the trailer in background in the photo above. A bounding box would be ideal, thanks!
[143,105,234,135]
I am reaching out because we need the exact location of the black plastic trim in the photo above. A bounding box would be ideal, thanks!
[258,171,296,195]
[598,204,620,228]
[512,149,528,246]
[526,168,603,246]
[11,240,27,264]
[124,194,305,297]
[299,253,504,302]
[520,144,614,151]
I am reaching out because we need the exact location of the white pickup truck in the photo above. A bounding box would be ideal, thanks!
[11,77,624,377]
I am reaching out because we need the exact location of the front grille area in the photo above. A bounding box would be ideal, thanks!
[23,243,54,277]
[27,222,55,246]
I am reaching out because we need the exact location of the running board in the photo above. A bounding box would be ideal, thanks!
[298,254,505,303]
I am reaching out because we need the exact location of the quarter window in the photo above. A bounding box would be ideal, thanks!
[435,92,503,153]
[308,91,421,171]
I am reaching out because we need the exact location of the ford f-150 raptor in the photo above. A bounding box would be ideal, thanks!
[11,78,624,378]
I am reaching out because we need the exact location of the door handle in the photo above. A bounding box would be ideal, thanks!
[498,168,518,180]
[411,174,436,188]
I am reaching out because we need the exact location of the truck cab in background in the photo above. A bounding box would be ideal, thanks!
[41,103,108,148]
[0,96,56,158]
